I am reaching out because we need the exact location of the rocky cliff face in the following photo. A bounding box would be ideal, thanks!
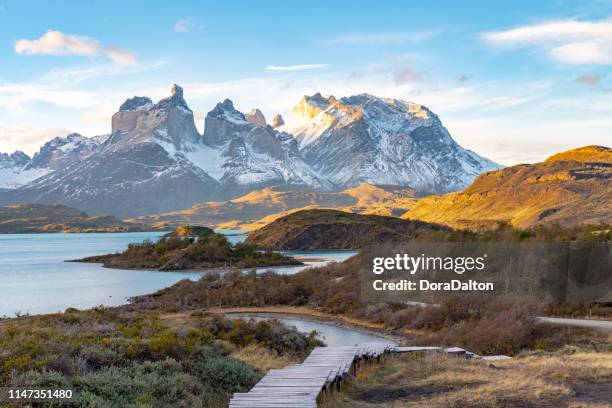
[245,108,267,127]
[404,145,612,228]
[198,99,328,191]
[282,93,500,193]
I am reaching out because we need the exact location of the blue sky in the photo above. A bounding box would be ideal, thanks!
[0,0,611,164]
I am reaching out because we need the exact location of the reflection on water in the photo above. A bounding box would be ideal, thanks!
[229,314,395,347]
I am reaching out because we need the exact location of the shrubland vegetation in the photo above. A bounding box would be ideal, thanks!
[76,226,301,271]
[131,248,611,356]
[0,308,322,407]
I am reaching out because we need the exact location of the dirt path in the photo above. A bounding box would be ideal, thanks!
[537,316,612,332]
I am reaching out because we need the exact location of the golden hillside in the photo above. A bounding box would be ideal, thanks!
[403,145,611,229]
[129,183,416,230]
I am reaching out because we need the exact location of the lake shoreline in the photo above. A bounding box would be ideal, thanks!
[67,256,304,272]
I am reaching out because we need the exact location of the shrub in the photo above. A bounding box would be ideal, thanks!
[193,352,256,393]
[74,359,206,408]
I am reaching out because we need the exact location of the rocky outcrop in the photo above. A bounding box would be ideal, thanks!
[271,113,285,128]
[245,209,450,250]
[245,108,267,127]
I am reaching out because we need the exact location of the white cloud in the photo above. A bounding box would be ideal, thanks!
[14,30,136,65]
[174,19,204,33]
[482,18,612,65]
[327,29,442,46]
[266,64,328,72]
[0,125,72,155]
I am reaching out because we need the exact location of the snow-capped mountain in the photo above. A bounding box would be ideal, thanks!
[0,86,327,217]
[197,99,328,191]
[0,151,42,189]
[0,85,500,217]
[0,133,106,189]
[0,85,220,217]
[282,93,500,194]
[27,133,102,170]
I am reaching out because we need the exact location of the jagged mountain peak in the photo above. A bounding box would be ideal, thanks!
[282,91,499,193]
[171,83,183,98]
[209,99,243,118]
[271,113,285,128]
[119,96,153,112]
[245,108,267,127]
[154,83,190,111]
[110,84,200,149]
[0,150,30,165]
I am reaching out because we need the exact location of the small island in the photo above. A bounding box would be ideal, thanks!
[73,225,302,271]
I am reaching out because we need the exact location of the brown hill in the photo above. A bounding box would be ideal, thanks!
[403,145,611,229]
[128,183,416,230]
[0,204,146,233]
[244,209,450,250]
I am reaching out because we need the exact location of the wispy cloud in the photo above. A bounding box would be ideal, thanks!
[174,18,204,33]
[327,29,442,46]
[0,125,72,155]
[393,67,424,85]
[14,30,136,65]
[481,18,612,65]
[265,64,328,72]
[575,73,603,87]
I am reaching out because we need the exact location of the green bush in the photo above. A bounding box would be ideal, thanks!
[193,351,256,393]
[74,359,206,408]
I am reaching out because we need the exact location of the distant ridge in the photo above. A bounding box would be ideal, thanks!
[0,204,146,233]
[128,183,417,230]
[403,145,612,229]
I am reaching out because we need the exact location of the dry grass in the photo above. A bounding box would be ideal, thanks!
[231,343,298,372]
[321,352,612,408]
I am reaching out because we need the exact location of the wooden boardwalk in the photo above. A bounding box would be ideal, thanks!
[229,343,510,407]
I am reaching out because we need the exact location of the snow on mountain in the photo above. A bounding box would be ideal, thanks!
[0,151,45,189]
[281,93,500,193]
[0,133,106,189]
[27,133,101,170]
[199,99,328,190]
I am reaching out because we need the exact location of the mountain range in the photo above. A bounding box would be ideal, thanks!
[0,84,499,218]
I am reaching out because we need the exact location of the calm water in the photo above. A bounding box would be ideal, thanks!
[230,314,395,347]
[0,232,356,317]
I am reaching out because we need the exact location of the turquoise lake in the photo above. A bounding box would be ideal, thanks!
[0,232,356,317]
